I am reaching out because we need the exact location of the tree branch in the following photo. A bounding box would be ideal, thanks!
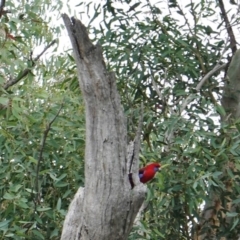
[34,103,63,206]
[218,0,237,54]
[0,0,5,18]
[196,63,227,91]
[196,37,229,91]
[3,39,57,90]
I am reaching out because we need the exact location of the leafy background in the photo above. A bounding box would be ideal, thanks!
[0,0,240,239]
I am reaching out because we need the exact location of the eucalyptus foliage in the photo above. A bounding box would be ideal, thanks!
[1,0,240,239]
[0,1,85,239]
[82,0,240,239]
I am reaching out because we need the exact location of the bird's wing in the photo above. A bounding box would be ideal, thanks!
[139,168,145,179]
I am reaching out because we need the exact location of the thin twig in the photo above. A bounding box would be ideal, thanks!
[34,103,63,207]
[196,37,229,91]
[0,0,5,18]
[33,39,57,62]
[180,94,197,114]
[150,70,168,115]
[177,2,206,73]
[3,39,57,90]
[151,75,163,100]
[218,0,237,54]
[0,0,10,18]
[196,63,227,91]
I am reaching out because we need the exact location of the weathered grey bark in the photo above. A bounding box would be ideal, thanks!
[61,14,146,240]
[222,50,240,120]
[195,50,240,240]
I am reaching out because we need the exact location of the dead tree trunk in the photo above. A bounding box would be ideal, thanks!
[61,14,146,240]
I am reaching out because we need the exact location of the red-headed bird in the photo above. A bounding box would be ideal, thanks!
[139,162,161,183]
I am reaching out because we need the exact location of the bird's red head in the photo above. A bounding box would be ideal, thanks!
[149,162,161,171]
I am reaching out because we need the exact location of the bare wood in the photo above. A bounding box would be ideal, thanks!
[196,63,227,91]
[218,0,237,54]
[222,49,240,119]
[61,14,146,240]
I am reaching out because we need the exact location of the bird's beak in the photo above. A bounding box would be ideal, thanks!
[160,163,170,170]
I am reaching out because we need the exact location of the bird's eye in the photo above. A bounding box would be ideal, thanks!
[154,167,160,172]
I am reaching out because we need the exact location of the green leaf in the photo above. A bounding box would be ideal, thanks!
[32,229,45,239]
[10,184,22,192]
[0,97,9,105]
[36,207,51,212]
[230,218,239,231]
[226,212,238,217]
[56,198,61,211]
[232,198,240,204]
[3,192,15,200]
[0,220,10,229]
